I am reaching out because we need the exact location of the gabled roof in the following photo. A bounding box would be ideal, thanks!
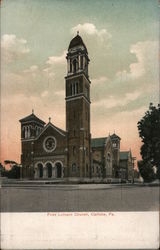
[35,122,67,139]
[110,133,121,140]
[120,151,129,160]
[50,123,67,136]
[68,34,88,53]
[19,113,45,125]
[91,137,107,148]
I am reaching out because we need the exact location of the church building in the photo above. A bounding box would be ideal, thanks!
[20,34,134,181]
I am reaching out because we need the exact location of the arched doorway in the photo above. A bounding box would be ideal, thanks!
[55,162,62,178]
[38,163,43,178]
[46,162,52,178]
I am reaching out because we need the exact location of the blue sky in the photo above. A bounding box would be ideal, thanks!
[1,0,159,163]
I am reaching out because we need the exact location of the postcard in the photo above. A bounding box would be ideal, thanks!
[0,0,159,249]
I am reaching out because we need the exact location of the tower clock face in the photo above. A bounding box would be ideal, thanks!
[43,136,56,152]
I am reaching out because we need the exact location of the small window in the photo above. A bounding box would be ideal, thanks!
[72,163,76,172]
[80,56,83,69]
[86,164,88,172]
[70,62,72,72]
[73,83,76,95]
[76,82,78,94]
[73,146,76,156]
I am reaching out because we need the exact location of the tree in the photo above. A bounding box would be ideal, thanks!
[138,161,155,182]
[137,103,160,180]
[1,164,20,179]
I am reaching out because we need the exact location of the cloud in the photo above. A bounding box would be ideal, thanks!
[41,90,49,98]
[1,34,30,63]
[23,65,38,73]
[46,50,66,66]
[92,90,141,109]
[70,23,112,80]
[90,40,159,112]
[71,23,112,41]
[55,90,64,96]
[91,76,109,85]
[116,40,158,80]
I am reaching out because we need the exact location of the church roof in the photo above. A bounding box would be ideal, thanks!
[68,34,88,53]
[91,137,107,148]
[49,122,67,135]
[110,133,121,140]
[120,151,130,160]
[19,113,45,125]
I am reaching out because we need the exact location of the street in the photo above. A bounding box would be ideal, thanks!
[0,184,159,212]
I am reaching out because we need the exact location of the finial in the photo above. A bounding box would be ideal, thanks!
[49,117,51,123]
[32,109,34,114]
[77,30,79,35]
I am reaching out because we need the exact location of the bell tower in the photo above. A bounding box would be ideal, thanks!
[65,33,91,178]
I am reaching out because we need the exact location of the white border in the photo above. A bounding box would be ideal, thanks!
[1,212,159,249]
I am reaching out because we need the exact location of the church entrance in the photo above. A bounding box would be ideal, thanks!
[46,162,52,178]
[55,162,62,178]
[38,163,43,178]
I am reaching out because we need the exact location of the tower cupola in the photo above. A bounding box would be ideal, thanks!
[66,33,89,78]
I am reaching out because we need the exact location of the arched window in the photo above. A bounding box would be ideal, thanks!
[46,162,52,178]
[24,127,27,138]
[35,126,39,136]
[28,126,31,138]
[80,56,83,69]
[70,61,72,72]
[107,153,111,164]
[73,59,77,73]
[55,162,62,178]
[26,126,29,138]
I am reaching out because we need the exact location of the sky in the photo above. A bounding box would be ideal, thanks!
[0,0,159,165]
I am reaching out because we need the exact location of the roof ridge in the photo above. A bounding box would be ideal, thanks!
[19,113,45,124]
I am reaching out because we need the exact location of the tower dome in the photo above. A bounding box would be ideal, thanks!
[68,34,88,53]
